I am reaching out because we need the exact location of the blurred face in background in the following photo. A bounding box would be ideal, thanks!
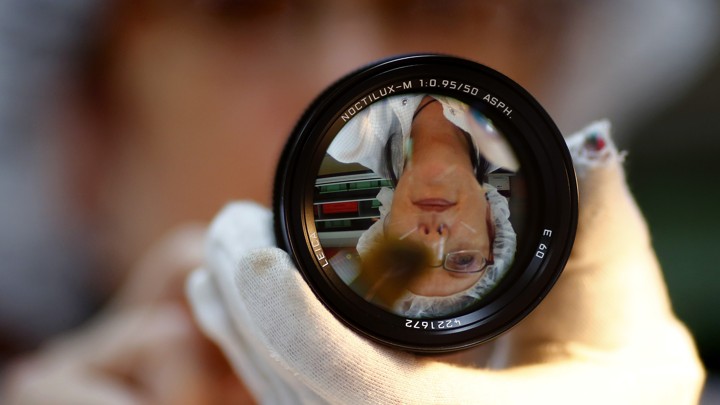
[72,0,570,273]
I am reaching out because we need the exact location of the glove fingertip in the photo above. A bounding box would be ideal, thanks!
[564,121,653,270]
[235,247,296,282]
[205,201,275,259]
[566,119,625,178]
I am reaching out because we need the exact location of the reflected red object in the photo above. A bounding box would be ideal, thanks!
[322,201,359,214]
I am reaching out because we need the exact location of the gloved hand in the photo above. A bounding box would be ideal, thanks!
[187,121,705,404]
[2,227,254,405]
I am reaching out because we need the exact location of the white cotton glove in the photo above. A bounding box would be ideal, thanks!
[187,121,705,405]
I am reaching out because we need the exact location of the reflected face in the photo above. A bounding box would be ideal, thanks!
[384,100,492,297]
[316,91,523,317]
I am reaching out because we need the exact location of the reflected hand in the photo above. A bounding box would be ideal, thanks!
[187,121,704,404]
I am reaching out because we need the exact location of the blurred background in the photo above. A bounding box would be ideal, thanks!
[0,0,718,402]
[626,49,720,403]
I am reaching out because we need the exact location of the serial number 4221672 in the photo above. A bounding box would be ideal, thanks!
[405,319,462,330]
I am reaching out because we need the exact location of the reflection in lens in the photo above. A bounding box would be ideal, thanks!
[444,250,490,273]
[354,238,432,309]
[315,93,523,318]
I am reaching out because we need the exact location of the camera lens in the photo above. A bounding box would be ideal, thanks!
[274,54,577,353]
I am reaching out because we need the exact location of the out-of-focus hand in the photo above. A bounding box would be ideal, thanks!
[188,121,705,404]
[2,227,254,405]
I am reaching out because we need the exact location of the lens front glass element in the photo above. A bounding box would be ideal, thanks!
[314,93,526,319]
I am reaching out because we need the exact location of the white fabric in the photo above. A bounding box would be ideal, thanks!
[327,94,518,176]
[187,203,325,404]
[187,121,705,404]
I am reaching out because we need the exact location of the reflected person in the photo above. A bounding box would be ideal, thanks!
[328,95,517,318]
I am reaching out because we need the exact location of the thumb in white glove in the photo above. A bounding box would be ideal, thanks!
[187,121,704,404]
